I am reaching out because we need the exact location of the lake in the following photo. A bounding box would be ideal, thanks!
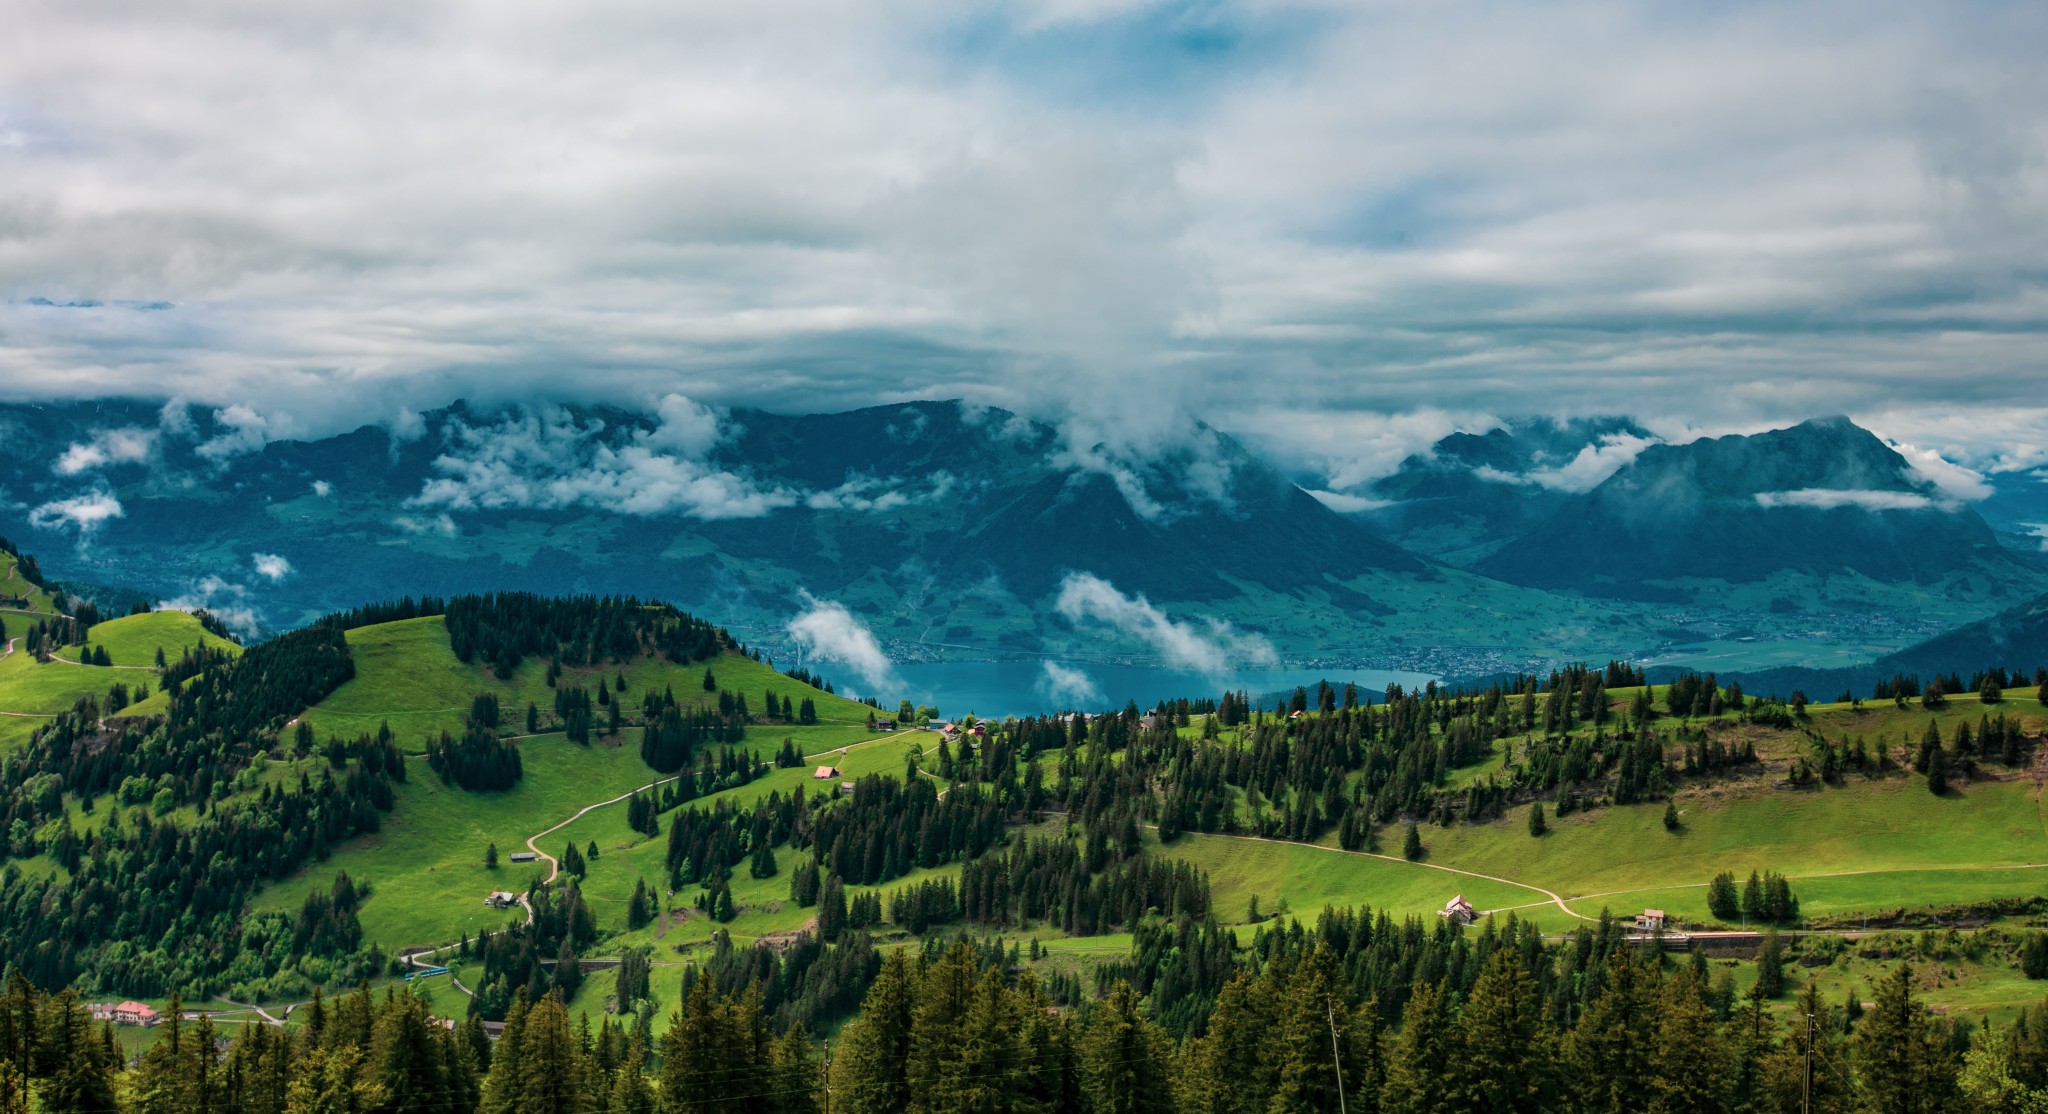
[880,660,1440,719]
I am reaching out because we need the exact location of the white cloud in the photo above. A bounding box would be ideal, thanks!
[1305,489,1393,513]
[2023,523,2048,552]
[252,553,292,581]
[53,427,156,475]
[197,405,291,461]
[0,3,2042,460]
[1037,661,1103,708]
[1887,440,1992,502]
[409,400,797,520]
[1054,572,1276,674]
[1755,488,1938,511]
[311,480,333,497]
[28,492,124,532]
[392,513,458,537]
[160,575,262,639]
[786,593,894,693]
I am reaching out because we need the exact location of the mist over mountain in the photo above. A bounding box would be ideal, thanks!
[2,398,2040,677]
[1473,416,2032,597]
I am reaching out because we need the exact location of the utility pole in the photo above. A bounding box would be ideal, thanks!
[1327,999,1348,1114]
[1802,1010,1815,1114]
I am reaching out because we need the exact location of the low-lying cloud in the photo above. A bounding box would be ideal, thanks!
[409,398,797,521]
[252,553,292,581]
[28,492,124,532]
[1054,572,1276,674]
[54,428,156,476]
[1037,661,1103,709]
[1754,489,1939,511]
[160,575,263,639]
[786,593,895,693]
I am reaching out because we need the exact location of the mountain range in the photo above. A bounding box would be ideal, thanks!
[1,397,2042,678]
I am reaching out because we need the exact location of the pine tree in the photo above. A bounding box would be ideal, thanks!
[1648,964,1732,1114]
[1528,801,1547,837]
[1402,823,1424,861]
[1456,950,1553,1112]
[486,842,499,869]
[1383,979,1461,1114]
[1078,983,1172,1114]
[1755,929,1786,998]
[1663,799,1681,831]
[1856,964,1962,1114]
[1566,948,1655,1113]
[832,950,918,1114]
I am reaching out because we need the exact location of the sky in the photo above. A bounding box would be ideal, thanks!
[2,0,2045,485]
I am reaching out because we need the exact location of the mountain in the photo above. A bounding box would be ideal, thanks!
[1328,417,1651,564]
[1474,416,2034,597]
[0,398,1430,662]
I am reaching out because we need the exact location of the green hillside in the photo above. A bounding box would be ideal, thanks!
[0,608,228,749]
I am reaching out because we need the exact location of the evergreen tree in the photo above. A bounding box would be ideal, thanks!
[1078,983,1172,1114]
[1528,801,1547,837]
[1663,799,1681,831]
[1755,929,1786,999]
[1856,964,1961,1114]
[1402,823,1423,861]
[1456,950,1552,1112]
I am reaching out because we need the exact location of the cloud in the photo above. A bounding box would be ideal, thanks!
[786,594,895,693]
[1037,661,1103,708]
[159,575,263,639]
[2025,523,2048,552]
[311,480,333,497]
[409,399,796,520]
[1305,489,1392,514]
[1054,572,1276,674]
[28,492,124,532]
[1754,488,1938,511]
[0,3,2043,463]
[54,427,157,475]
[252,553,292,581]
[1887,440,1992,502]
[196,404,292,461]
[392,513,458,537]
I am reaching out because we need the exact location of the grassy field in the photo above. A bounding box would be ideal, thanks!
[301,616,878,748]
[0,609,224,749]
[54,609,238,669]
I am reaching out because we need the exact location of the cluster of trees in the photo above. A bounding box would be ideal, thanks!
[1706,870,1801,924]
[427,725,525,790]
[442,592,732,678]
[639,687,747,772]
[463,880,599,1020]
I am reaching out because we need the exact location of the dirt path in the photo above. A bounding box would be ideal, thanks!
[1,637,14,660]
[1161,827,1594,922]
[801,728,915,763]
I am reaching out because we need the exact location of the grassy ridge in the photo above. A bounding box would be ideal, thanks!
[0,610,225,749]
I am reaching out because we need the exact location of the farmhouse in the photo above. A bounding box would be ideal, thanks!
[508,852,537,863]
[1636,909,1668,932]
[813,766,839,779]
[484,891,519,909]
[1440,895,1477,925]
[92,1001,161,1027]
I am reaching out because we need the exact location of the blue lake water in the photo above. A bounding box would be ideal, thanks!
[881,660,1440,719]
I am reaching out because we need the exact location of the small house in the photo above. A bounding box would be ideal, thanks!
[484,891,519,909]
[875,719,898,731]
[1635,909,1667,933]
[1440,895,1477,925]
[839,781,856,792]
[112,1002,161,1027]
[813,766,839,780]
[508,852,537,863]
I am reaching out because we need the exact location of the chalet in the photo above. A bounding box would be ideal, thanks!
[875,719,898,731]
[484,891,519,909]
[813,766,839,780]
[1440,895,1477,925]
[508,852,537,863]
[102,1001,160,1027]
[1635,909,1667,933]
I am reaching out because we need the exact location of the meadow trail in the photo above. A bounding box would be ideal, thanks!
[1150,826,1594,922]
